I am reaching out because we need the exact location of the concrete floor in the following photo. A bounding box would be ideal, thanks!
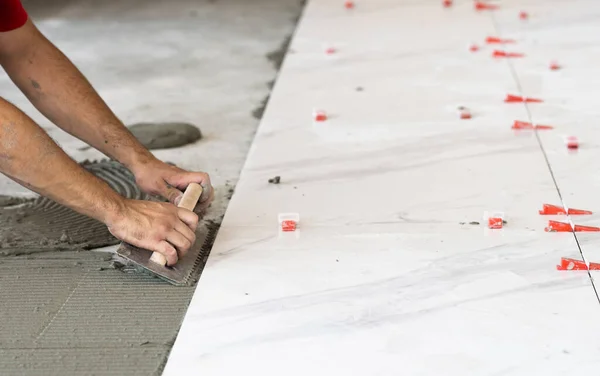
[0,0,303,374]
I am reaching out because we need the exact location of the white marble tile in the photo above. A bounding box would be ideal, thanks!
[164,1,600,375]
[166,227,598,375]
[493,0,600,267]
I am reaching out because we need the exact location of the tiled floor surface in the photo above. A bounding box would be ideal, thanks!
[164,1,600,375]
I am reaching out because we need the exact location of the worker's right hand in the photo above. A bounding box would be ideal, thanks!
[106,199,198,266]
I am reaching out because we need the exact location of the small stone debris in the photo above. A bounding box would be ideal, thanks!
[59,230,71,243]
[268,176,281,184]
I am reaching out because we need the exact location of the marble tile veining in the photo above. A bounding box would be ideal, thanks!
[163,1,600,375]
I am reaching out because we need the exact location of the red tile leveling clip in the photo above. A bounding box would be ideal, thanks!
[278,213,299,232]
[484,211,504,229]
[281,221,296,231]
[565,136,579,149]
[313,110,328,122]
[458,106,471,119]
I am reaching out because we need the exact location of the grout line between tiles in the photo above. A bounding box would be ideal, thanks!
[489,12,600,305]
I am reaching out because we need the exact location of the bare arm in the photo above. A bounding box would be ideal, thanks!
[0,97,197,265]
[0,20,211,265]
[0,19,213,210]
[0,96,125,223]
[0,19,154,173]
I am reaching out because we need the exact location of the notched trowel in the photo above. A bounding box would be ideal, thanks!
[117,183,215,286]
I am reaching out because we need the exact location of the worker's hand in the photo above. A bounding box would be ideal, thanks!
[133,159,214,214]
[107,199,198,266]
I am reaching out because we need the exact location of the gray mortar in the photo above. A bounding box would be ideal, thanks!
[0,160,148,253]
[251,4,303,121]
[128,122,202,150]
[0,195,32,207]
[252,34,295,120]
[0,251,194,376]
[78,122,201,151]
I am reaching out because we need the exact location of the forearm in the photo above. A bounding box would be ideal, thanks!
[0,97,124,224]
[0,20,156,174]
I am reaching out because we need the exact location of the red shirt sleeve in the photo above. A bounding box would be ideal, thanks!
[0,0,28,32]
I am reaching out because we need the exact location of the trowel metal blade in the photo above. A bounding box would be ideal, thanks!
[117,243,195,286]
[116,221,218,286]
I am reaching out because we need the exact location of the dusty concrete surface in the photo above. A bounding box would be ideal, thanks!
[0,0,304,374]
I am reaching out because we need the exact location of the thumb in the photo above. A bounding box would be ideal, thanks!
[160,183,184,205]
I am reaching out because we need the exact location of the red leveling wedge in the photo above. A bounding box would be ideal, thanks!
[475,1,498,10]
[557,258,600,271]
[486,36,516,44]
[539,204,592,215]
[493,50,524,58]
[505,94,543,103]
[545,220,600,232]
[512,120,553,130]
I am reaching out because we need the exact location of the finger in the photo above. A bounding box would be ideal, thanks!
[174,221,196,258]
[159,183,184,205]
[175,218,196,245]
[166,230,193,259]
[194,186,214,213]
[171,172,212,203]
[199,182,213,203]
[194,197,212,214]
[156,240,178,266]
[177,208,199,231]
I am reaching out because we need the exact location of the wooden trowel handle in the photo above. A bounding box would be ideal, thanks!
[149,183,203,266]
[177,183,204,211]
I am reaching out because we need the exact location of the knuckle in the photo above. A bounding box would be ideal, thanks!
[158,222,172,234]
[199,173,210,184]
[169,190,181,202]
[164,246,177,258]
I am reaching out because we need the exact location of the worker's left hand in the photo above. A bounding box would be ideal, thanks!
[133,159,214,214]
